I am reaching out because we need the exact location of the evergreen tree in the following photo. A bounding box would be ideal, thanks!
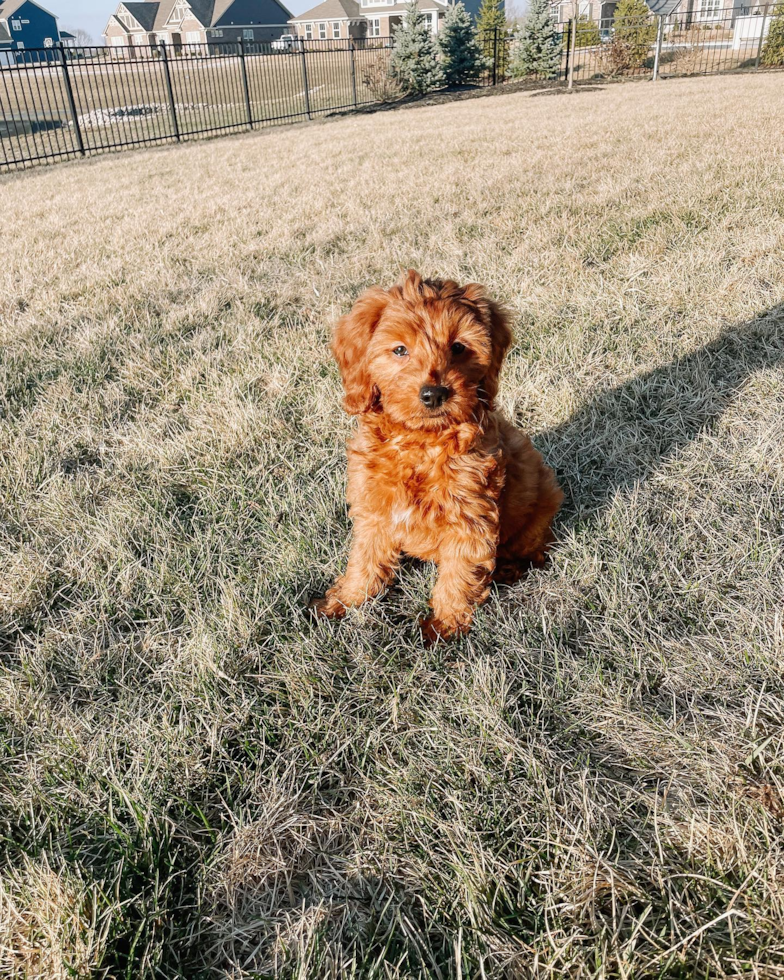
[575,14,601,47]
[476,0,509,76]
[761,2,784,66]
[438,1,486,85]
[509,0,561,78]
[390,0,445,94]
[605,0,656,73]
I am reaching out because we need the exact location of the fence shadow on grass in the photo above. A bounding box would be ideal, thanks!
[533,302,784,530]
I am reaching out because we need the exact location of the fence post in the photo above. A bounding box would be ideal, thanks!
[299,39,312,119]
[58,43,85,156]
[755,3,769,69]
[652,14,664,80]
[492,27,498,86]
[238,38,253,127]
[567,15,577,88]
[159,42,180,142]
[349,37,358,107]
[562,20,571,82]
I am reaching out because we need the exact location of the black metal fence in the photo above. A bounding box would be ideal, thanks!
[557,3,782,84]
[1,6,781,172]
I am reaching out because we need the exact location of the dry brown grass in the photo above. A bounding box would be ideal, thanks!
[0,72,783,978]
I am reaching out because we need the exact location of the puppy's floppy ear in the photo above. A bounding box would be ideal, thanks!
[332,287,389,415]
[460,284,513,410]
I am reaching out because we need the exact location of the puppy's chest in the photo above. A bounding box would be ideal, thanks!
[350,432,504,525]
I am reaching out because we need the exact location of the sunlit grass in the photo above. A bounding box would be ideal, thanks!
[0,72,783,978]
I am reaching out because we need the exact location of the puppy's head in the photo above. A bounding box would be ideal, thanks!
[332,270,512,428]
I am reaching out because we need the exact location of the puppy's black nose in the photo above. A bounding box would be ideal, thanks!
[419,385,450,409]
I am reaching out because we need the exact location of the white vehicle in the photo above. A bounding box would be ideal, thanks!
[271,34,302,52]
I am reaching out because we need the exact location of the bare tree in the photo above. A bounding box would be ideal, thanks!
[64,26,94,45]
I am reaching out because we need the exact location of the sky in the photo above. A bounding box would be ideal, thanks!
[44,0,313,41]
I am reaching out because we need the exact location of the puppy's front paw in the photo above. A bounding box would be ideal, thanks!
[309,593,348,620]
[419,614,467,645]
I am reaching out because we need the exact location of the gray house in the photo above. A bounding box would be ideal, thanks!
[103,0,292,48]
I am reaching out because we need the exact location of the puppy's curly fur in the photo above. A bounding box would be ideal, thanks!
[312,270,563,641]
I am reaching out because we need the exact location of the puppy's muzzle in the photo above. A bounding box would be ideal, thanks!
[419,385,450,409]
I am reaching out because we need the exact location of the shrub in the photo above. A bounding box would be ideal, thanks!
[390,0,444,94]
[509,0,562,78]
[438,1,486,85]
[603,0,657,74]
[762,2,784,66]
[360,54,403,102]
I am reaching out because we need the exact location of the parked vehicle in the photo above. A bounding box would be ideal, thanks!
[271,33,302,51]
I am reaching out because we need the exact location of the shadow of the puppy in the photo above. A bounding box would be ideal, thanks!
[533,303,784,531]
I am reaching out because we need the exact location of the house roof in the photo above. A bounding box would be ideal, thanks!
[60,28,75,37]
[120,1,160,30]
[0,20,10,41]
[289,0,360,21]
[0,0,50,17]
[105,0,291,35]
[213,0,292,24]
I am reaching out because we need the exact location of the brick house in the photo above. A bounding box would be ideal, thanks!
[103,0,292,49]
[288,0,484,41]
[551,0,754,25]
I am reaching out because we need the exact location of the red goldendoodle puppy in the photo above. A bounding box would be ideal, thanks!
[312,270,563,641]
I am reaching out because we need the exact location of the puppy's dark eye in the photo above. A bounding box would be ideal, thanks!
[393,345,408,357]
[451,342,466,355]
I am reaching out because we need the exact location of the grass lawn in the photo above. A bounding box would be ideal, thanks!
[1,72,783,978]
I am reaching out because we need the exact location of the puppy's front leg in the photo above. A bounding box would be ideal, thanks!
[311,518,400,620]
[421,535,496,643]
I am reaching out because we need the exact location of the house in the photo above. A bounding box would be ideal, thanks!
[103,0,293,49]
[0,0,61,54]
[552,0,755,26]
[288,0,484,42]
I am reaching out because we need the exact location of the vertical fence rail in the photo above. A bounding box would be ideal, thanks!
[158,42,180,142]
[239,39,253,128]
[59,43,85,156]
[350,38,358,107]
[299,42,312,120]
[568,15,577,88]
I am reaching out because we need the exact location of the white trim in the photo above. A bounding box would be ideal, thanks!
[115,3,145,31]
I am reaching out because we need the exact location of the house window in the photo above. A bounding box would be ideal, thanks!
[242,28,254,39]
[699,0,721,16]
[185,30,201,42]
[111,35,125,45]
[305,22,313,37]
[156,32,168,43]
[318,21,326,37]
[368,17,380,35]
[332,21,340,37]
[16,41,24,48]
[423,12,433,30]
[211,29,224,37]
[11,18,21,30]
[134,32,148,44]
